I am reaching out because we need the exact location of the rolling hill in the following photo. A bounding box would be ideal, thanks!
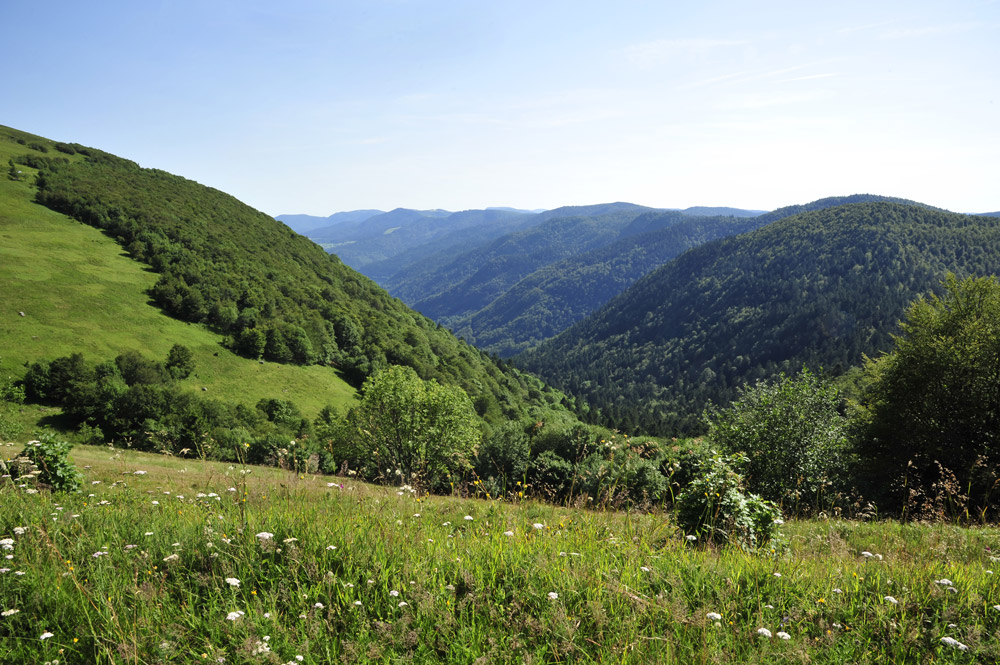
[0,125,567,439]
[391,204,659,321]
[515,200,1000,435]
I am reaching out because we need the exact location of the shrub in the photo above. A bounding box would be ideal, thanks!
[474,421,532,492]
[704,368,850,510]
[344,365,481,491]
[12,433,83,492]
[675,452,780,548]
[860,274,1000,517]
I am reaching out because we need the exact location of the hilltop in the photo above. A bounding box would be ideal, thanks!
[515,200,1000,434]
[0,125,569,444]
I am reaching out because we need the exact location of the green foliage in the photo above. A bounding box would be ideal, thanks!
[9,447,1000,663]
[19,350,313,464]
[452,212,768,356]
[12,433,82,492]
[0,131,357,421]
[165,343,195,379]
[675,452,781,548]
[859,274,1000,517]
[24,137,561,424]
[344,365,482,490]
[517,200,1000,435]
[474,421,532,492]
[399,208,657,325]
[705,368,850,509]
[0,371,26,439]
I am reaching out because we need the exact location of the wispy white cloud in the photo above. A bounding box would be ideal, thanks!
[777,73,839,83]
[881,22,982,39]
[624,38,747,67]
[718,89,832,111]
[836,19,901,35]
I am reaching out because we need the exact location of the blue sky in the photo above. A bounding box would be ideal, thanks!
[5,0,998,215]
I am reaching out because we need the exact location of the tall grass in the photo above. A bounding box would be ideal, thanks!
[2,444,999,663]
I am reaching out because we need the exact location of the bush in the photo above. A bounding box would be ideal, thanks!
[675,452,780,548]
[860,274,1000,517]
[165,344,195,380]
[474,421,532,492]
[704,368,850,510]
[11,433,83,492]
[344,365,481,491]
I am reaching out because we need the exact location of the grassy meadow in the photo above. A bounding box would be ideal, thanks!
[0,132,356,431]
[2,444,1000,664]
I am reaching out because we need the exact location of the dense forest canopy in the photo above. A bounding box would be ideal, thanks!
[515,201,1000,435]
[23,137,565,425]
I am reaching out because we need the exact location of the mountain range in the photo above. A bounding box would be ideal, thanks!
[5,122,999,444]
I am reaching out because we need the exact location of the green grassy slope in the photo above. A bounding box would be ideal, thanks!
[0,129,355,423]
[4,446,1000,663]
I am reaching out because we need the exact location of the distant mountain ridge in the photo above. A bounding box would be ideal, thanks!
[514,199,1000,434]
[276,209,383,234]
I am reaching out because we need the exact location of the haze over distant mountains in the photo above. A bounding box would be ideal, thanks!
[278,195,1000,434]
[4,122,999,444]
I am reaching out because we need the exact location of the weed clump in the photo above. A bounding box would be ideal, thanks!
[675,452,780,548]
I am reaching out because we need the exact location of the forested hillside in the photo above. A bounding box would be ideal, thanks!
[313,207,535,277]
[7,126,563,425]
[515,201,1000,435]
[394,205,658,322]
[453,213,768,356]
[430,195,928,357]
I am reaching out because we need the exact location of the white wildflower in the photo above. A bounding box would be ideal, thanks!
[776,631,791,640]
[503,531,514,536]
[2,609,19,617]
[389,590,399,597]
[314,602,324,609]
[163,554,179,562]
[686,535,697,542]
[757,628,772,638]
[533,523,544,530]
[934,578,954,586]
[398,601,408,607]
[861,551,874,558]
[706,612,722,621]
[547,592,558,600]
[940,636,969,651]
[225,578,240,587]
[884,595,898,604]
[40,631,54,640]
[225,610,245,621]
[464,515,473,521]
[256,532,274,540]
